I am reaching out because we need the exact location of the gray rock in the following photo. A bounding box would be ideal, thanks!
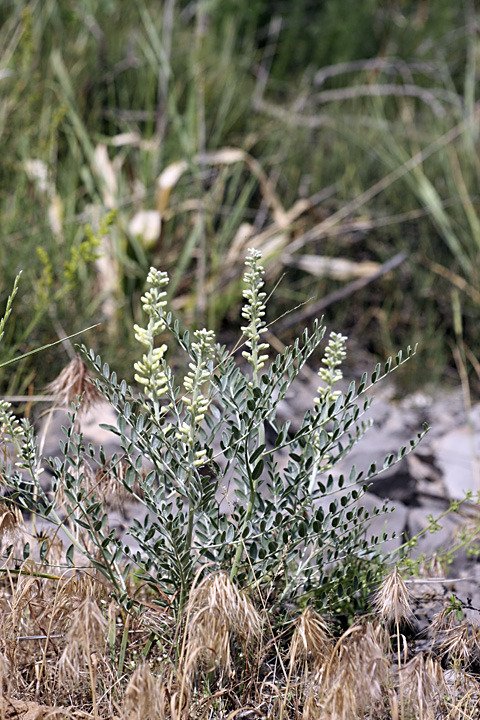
[360,492,408,555]
[406,504,461,559]
[39,401,122,461]
[433,405,480,499]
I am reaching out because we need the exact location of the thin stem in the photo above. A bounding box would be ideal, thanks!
[230,422,265,582]
[397,619,404,720]
[85,636,99,720]
[185,493,195,555]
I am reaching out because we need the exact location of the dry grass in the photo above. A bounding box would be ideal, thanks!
[46,355,104,417]
[0,556,478,718]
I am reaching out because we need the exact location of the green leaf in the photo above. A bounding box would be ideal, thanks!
[252,459,264,480]
[371,363,381,383]
[250,444,266,465]
[66,544,75,567]
[39,540,47,562]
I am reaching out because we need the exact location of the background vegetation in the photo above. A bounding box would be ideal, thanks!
[1,0,480,392]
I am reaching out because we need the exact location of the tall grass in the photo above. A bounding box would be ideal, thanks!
[1,1,480,395]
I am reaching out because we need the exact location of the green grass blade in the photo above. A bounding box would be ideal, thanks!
[0,324,100,369]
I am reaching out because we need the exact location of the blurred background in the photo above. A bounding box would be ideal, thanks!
[1,0,480,395]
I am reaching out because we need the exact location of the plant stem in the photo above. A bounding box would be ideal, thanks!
[185,476,195,551]
[85,637,99,720]
[230,422,265,582]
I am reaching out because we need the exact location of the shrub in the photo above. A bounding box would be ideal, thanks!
[0,250,427,622]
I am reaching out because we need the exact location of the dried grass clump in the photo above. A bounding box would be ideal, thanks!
[121,663,168,720]
[58,572,106,608]
[0,573,46,671]
[58,597,107,684]
[2,566,480,719]
[180,572,261,696]
[430,603,480,669]
[438,620,480,668]
[289,606,332,668]
[303,620,390,720]
[398,652,446,720]
[46,354,102,415]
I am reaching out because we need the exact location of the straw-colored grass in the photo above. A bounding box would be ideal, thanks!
[0,556,477,719]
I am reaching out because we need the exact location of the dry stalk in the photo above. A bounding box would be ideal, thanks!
[373,566,414,719]
[398,653,446,720]
[58,597,107,720]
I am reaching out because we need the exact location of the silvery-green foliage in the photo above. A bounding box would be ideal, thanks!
[80,251,426,615]
[0,257,428,618]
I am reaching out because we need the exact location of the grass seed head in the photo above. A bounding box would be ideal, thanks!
[185,572,261,684]
[122,663,167,720]
[372,566,413,626]
[188,606,231,676]
[47,354,102,414]
[306,621,390,720]
[290,606,332,669]
[95,456,134,506]
[305,670,358,720]
[438,621,480,668]
[58,597,107,683]
[430,602,464,634]
[430,600,480,668]
[0,503,23,551]
[59,572,104,603]
[189,572,261,643]
[339,622,390,714]
[350,621,391,708]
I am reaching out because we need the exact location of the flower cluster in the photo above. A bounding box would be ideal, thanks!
[133,268,170,401]
[315,331,348,406]
[241,248,269,382]
[308,332,348,492]
[0,400,24,440]
[176,329,215,465]
[0,400,42,477]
